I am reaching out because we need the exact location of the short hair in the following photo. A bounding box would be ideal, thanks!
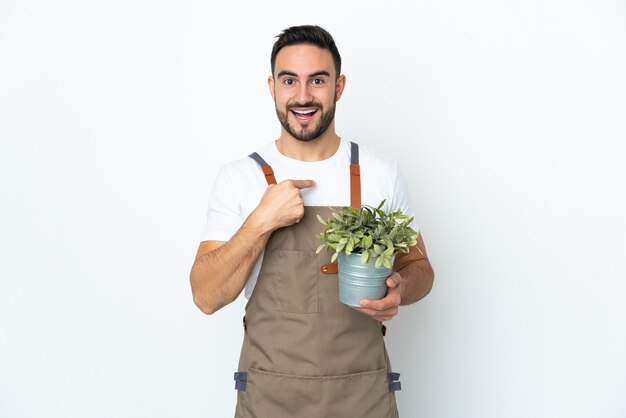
[270,25,342,78]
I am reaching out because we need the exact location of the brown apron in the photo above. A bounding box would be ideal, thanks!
[234,142,401,418]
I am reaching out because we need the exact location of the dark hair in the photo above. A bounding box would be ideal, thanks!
[270,25,342,78]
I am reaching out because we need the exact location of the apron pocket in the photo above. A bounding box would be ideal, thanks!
[244,368,392,418]
[321,367,392,418]
[271,250,318,314]
[245,368,322,418]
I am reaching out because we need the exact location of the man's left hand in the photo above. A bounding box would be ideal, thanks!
[354,272,402,322]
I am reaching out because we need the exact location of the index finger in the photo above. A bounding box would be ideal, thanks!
[386,272,401,287]
[360,297,395,311]
[360,287,401,310]
[290,179,316,189]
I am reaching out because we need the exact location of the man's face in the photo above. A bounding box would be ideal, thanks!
[269,44,345,142]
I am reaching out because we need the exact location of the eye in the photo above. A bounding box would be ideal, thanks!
[311,78,325,85]
[282,78,296,86]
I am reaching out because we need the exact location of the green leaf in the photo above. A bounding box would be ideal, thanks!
[382,257,391,268]
[375,256,383,268]
[316,214,327,225]
[329,233,343,242]
[316,243,326,254]
[363,235,373,250]
[360,251,369,264]
[331,252,338,262]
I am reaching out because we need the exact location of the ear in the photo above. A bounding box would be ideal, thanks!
[268,75,275,100]
[335,74,346,102]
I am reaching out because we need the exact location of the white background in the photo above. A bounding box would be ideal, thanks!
[1,0,625,417]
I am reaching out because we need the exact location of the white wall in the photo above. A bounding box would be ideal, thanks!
[1,1,625,417]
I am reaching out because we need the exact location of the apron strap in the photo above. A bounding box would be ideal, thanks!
[320,263,338,274]
[388,372,402,392]
[234,372,248,391]
[249,152,277,185]
[349,141,361,209]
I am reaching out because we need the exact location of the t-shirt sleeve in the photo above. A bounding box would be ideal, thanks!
[389,161,419,232]
[201,165,244,242]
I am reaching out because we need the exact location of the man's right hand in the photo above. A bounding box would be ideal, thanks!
[248,179,316,233]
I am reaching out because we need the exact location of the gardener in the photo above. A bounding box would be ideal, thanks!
[190,25,434,418]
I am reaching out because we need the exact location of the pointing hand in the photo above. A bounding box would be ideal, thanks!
[250,179,316,232]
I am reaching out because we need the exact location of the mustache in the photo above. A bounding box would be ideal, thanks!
[287,102,321,110]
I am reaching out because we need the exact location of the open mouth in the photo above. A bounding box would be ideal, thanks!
[291,107,318,122]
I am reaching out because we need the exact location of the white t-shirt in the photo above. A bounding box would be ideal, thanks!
[202,138,417,298]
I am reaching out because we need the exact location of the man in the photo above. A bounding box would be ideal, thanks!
[190,25,434,418]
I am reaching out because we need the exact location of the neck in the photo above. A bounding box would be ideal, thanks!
[276,124,341,162]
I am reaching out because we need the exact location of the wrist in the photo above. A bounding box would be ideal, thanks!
[243,210,275,236]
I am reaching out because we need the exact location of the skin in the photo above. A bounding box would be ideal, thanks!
[268,44,346,160]
[357,234,434,322]
[190,44,434,320]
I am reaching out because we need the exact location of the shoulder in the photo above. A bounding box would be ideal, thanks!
[356,141,400,175]
[209,144,275,218]
[220,156,260,176]
[217,144,274,183]
[208,151,269,213]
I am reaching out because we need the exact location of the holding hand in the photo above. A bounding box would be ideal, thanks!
[354,272,402,322]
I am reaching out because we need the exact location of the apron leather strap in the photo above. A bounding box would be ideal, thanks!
[320,263,338,274]
[350,141,361,209]
[249,152,277,185]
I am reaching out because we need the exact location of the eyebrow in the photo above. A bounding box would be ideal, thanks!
[276,70,331,79]
[309,71,331,78]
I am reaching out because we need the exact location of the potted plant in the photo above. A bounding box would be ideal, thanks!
[316,200,420,307]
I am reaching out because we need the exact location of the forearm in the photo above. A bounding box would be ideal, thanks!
[190,220,271,314]
[398,258,434,305]
[393,235,434,305]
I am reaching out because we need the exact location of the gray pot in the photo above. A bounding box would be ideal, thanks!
[337,253,395,307]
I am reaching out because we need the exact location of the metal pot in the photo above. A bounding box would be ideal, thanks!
[337,253,395,307]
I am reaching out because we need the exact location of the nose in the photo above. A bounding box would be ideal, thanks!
[294,82,313,104]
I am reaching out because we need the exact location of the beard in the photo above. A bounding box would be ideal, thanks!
[275,99,336,142]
